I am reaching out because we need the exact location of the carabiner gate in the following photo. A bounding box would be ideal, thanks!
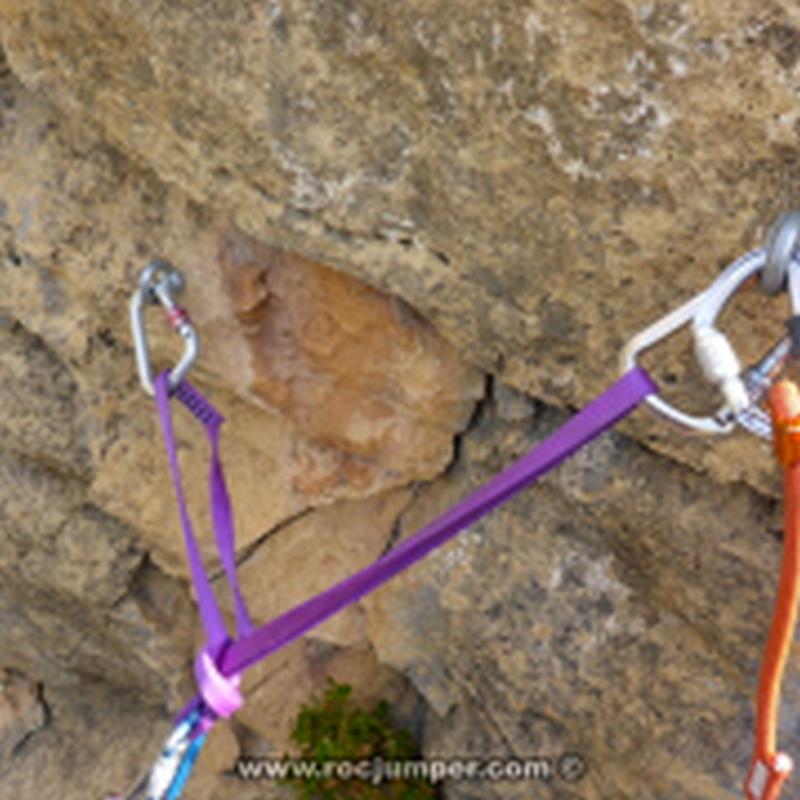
[130,260,199,396]
[618,251,767,435]
[701,212,800,440]
[735,336,792,441]
[621,237,800,437]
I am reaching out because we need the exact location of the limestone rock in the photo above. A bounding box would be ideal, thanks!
[2,6,800,799]
[0,670,45,763]
[0,47,483,797]
[0,550,196,707]
[226,489,424,748]
[0,317,89,478]
[2,0,798,492]
[227,489,412,649]
[220,231,484,490]
[186,772,295,800]
[0,682,171,800]
[0,58,483,578]
[195,720,241,777]
[364,383,782,798]
[0,448,144,606]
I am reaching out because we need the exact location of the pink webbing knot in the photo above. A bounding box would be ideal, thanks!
[194,647,243,728]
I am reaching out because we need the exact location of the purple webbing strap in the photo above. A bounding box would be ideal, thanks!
[154,373,253,652]
[214,366,657,678]
[174,381,253,637]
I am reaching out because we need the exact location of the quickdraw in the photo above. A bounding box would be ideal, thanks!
[114,212,800,800]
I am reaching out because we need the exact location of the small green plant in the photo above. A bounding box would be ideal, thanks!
[283,679,438,799]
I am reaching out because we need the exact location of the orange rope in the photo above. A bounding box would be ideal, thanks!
[744,380,800,800]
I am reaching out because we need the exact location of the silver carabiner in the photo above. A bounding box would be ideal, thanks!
[735,336,791,440]
[622,219,800,438]
[727,250,800,440]
[619,257,750,435]
[130,260,199,396]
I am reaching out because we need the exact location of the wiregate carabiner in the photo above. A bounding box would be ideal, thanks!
[130,260,199,396]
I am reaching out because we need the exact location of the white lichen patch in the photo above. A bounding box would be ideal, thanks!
[271,126,413,211]
[491,21,504,53]
[668,56,690,77]
[496,77,515,99]
[264,0,283,25]
[271,141,334,209]
[524,11,546,47]
[521,106,600,180]
[549,553,637,652]
[413,18,445,57]
[435,529,484,579]
[379,213,417,232]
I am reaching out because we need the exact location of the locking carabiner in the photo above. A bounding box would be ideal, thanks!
[691,248,770,420]
[736,336,792,441]
[130,260,199,396]
[618,251,763,435]
[621,219,800,437]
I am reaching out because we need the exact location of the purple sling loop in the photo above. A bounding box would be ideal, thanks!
[154,366,656,710]
[154,375,253,655]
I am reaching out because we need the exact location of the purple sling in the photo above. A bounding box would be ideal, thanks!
[154,366,656,703]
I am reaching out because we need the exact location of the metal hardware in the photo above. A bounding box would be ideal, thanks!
[620,250,768,434]
[735,336,792,440]
[691,249,767,417]
[762,210,800,295]
[130,259,199,396]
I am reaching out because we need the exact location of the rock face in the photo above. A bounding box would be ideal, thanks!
[0,40,481,798]
[219,232,484,494]
[2,0,799,492]
[0,670,45,763]
[0,3,798,799]
[365,382,782,798]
